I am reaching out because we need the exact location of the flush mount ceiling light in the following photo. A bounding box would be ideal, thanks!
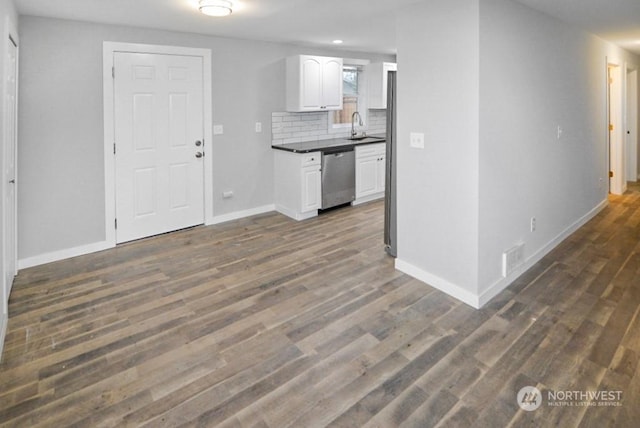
[199,0,233,17]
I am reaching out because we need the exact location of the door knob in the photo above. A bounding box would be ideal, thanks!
[9,179,15,184]
[195,152,203,158]
[195,140,202,146]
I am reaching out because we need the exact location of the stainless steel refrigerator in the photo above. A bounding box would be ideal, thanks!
[384,70,397,257]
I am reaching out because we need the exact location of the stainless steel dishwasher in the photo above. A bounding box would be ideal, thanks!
[321,147,355,209]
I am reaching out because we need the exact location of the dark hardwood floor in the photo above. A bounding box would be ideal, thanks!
[1,185,639,427]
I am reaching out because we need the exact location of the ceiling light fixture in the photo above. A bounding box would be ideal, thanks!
[199,0,233,17]
[332,40,344,45]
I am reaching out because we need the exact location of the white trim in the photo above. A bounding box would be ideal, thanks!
[102,42,214,245]
[0,313,6,362]
[396,199,609,309]
[1,15,19,358]
[352,193,383,206]
[328,59,371,134]
[395,258,481,308]
[274,204,317,221]
[607,58,625,195]
[18,240,112,270]
[18,205,278,269]
[208,204,276,225]
[477,199,609,307]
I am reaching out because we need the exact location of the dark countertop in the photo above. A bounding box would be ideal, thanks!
[272,134,385,153]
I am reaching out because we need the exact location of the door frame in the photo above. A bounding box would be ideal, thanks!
[626,68,638,182]
[103,42,213,246]
[1,15,19,358]
[607,60,625,195]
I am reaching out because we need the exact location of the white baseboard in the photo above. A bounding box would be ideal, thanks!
[18,206,279,270]
[274,204,317,221]
[18,240,113,270]
[395,259,481,309]
[395,198,609,310]
[208,204,276,225]
[0,312,7,363]
[352,193,384,206]
[477,198,609,307]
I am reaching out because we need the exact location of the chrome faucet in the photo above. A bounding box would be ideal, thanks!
[351,111,363,137]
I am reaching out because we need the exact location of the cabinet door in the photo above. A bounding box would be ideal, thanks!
[376,155,386,193]
[301,166,321,212]
[379,63,397,109]
[301,57,323,110]
[368,62,397,109]
[322,58,343,110]
[356,156,378,198]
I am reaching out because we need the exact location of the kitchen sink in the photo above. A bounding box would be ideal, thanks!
[346,136,385,143]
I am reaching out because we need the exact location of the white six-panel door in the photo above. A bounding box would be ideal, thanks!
[114,53,204,243]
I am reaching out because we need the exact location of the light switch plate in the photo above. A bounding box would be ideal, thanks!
[213,125,224,135]
[410,132,425,149]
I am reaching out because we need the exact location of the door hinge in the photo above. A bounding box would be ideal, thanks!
[112,66,115,79]
[609,171,614,178]
[114,143,116,155]
[609,124,614,131]
[115,218,118,229]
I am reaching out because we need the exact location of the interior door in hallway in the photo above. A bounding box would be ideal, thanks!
[114,52,204,243]
[3,35,18,312]
[608,64,624,194]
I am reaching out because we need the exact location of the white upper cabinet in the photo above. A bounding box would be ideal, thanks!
[367,62,397,109]
[286,55,343,112]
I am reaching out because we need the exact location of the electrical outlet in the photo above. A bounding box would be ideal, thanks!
[557,125,563,140]
[410,132,424,149]
[255,122,262,133]
[530,217,536,232]
[213,125,224,135]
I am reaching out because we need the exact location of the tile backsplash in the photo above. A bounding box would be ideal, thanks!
[271,110,387,145]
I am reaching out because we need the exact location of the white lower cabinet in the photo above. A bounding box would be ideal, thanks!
[301,165,321,213]
[354,143,386,205]
[274,150,321,220]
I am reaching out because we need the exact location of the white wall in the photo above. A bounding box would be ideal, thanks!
[395,0,481,305]
[477,0,640,301]
[396,0,640,307]
[0,0,18,359]
[17,16,393,263]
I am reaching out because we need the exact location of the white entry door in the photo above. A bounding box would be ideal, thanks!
[114,53,205,243]
[4,36,18,305]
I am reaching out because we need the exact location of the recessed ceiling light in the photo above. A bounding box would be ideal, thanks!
[332,40,344,45]
[199,0,233,17]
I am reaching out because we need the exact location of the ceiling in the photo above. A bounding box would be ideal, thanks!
[514,0,640,55]
[15,0,640,55]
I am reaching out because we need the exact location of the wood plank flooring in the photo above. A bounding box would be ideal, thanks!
[1,186,639,427]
